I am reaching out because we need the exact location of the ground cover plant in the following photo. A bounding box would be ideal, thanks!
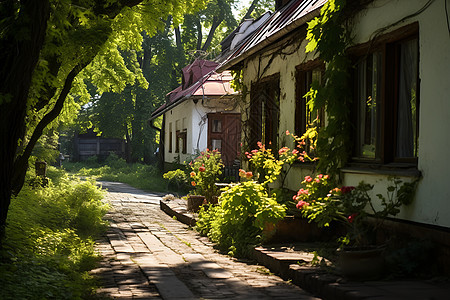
[0,167,109,299]
[64,154,167,193]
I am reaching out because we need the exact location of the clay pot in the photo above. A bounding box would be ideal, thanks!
[338,245,385,280]
[187,195,206,212]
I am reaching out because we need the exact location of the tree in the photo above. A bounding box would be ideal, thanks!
[0,0,206,236]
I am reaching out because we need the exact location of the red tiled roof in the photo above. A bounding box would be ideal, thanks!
[150,60,236,120]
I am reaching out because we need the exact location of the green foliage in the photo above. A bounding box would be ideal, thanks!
[0,169,108,299]
[296,175,418,246]
[64,159,167,193]
[196,181,286,257]
[305,0,353,176]
[188,149,224,201]
[163,169,188,190]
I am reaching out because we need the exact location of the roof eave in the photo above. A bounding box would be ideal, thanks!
[217,6,322,73]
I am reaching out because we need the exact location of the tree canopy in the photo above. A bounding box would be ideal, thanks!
[0,0,207,234]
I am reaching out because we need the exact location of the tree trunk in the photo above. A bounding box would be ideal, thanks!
[0,0,50,235]
[201,16,222,52]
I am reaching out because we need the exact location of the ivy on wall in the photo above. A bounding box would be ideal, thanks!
[305,0,354,178]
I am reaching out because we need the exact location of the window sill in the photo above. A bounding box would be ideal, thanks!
[341,164,421,178]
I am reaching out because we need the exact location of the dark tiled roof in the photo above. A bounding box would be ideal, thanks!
[218,0,327,71]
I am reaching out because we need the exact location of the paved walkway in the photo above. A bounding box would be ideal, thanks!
[91,181,319,299]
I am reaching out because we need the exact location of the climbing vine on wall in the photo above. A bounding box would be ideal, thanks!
[305,0,354,178]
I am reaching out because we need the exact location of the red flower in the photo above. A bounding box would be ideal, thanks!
[318,174,323,179]
[199,166,206,172]
[245,171,253,179]
[296,200,309,209]
[292,149,299,155]
[191,181,196,186]
[348,213,358,223]
[341,186,355,194]
[305,176,312,183]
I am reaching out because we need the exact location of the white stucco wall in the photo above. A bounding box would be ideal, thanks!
[164,98,240,164]
[239,0,450,228]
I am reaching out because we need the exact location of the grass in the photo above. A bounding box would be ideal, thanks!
[0,167,109,299]
[63,154,169,193]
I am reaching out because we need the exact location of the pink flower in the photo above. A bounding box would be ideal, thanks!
[292,195,297,201]
[296,200,309,209]
[318,174,323,179]
[279,147,289,155]
[348,213,358,223]
[257,141,263,148]
[297,188,309,195]
[315,178,320,183]
[245,171,253,179]
[324,175,329,179]
[286,130,290,135]
[305,176,312,183]
[251,149,258,154]
[292,149,299,155]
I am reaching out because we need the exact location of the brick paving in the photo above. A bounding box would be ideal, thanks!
[91,181,320,299]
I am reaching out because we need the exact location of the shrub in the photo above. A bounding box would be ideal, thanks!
[0,170,109,299]
[188,149,224,201]
[196,181,286,257]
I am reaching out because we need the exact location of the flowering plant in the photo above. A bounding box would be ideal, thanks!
[295,176,417,246]
[189,149,224,202]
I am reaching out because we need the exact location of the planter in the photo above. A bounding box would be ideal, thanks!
[187,195,206,212]
[263,215,336,243]
[338,246,385,281]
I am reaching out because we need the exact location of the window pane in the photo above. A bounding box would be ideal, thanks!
[212,119,222,132]
[396,38,418,158]
[211,139,222,151]
[356,53,381,158]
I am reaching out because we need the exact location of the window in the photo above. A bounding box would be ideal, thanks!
[168,123,173,153]
[352,24,419,166]
[211,139,222,151]
[175,130,180,153]
[249,74,280,150]
[295,61,324,137]
[212,119,222,133]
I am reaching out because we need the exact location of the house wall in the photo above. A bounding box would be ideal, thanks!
[239,0,450,228]
[344,0,450,228]
[164,98,240,164]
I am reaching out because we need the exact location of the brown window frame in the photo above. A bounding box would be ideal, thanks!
[349,22,420,167]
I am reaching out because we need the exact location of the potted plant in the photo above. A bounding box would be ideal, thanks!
[295,175,418,280]
[187,149,224,211]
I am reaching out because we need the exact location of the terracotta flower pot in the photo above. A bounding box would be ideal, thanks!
[338,245,385,280]
[187,195,206,212]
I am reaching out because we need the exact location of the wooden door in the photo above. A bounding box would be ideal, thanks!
[207,113,241,167]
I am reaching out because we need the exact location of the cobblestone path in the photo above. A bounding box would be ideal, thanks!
[91,181,320,299]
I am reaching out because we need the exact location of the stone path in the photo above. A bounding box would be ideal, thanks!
[91,181,320,299]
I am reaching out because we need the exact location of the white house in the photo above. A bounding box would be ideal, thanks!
[217,0,450,263]
[150,59,240,167]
